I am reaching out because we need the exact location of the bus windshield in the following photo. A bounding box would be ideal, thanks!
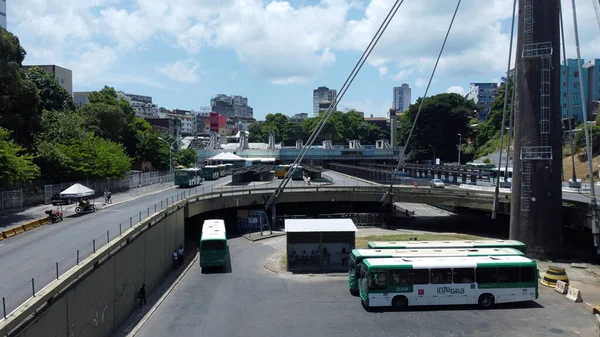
[202,240,226,251]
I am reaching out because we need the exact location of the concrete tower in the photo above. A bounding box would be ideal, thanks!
[510,0,563,257]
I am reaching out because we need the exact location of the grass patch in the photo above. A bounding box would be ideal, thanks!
[280,255,287,269]
[356,233,491,249]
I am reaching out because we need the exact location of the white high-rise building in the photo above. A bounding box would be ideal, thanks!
[393,84,411,112]
[0,0,6,29]
[313,86,337,116]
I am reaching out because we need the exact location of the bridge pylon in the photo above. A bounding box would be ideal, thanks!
[510,0,563,258]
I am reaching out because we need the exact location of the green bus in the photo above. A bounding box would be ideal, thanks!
[200,219,229,268]
[348,247,524,295]
[359,255,538,310]
[203,165,220,180]
[290,165,304,180]
[224,163,234,175]
[217,164,227,177]
[174,168,203,188]
[367,240,527,254]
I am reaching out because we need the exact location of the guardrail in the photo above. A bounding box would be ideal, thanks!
[0,184,506,334]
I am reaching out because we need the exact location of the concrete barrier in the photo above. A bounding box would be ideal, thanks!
[555,280,568,294]
[566,286,583,302]
[0,203,186,337]
[2,228,16,239]
[1,217,52,240]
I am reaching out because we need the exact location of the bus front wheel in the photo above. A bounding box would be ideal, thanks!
[478,294,495,309]
[392,296,408,310]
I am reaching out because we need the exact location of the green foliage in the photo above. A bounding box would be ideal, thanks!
[474,80,513,155]
[52,132,132,179]
[574,125,600,155]
[249,110,388,145]
[176,148,198,167]
[398,93,477,162]
[78,102,129,143]
[0,29,40,148]
[25,67,75,112]
[0,127,39,186]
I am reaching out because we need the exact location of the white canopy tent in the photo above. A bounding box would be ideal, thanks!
[59,183,95,199]
[206,152,246,162]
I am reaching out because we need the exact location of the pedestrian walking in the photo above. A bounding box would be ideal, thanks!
[107,190,112,204]
[138,284,147,308]
[172,250,178,270]
[177,245,184,266]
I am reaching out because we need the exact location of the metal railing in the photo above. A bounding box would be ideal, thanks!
[0,183,504,326]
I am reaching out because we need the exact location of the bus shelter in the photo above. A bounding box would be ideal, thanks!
[285,218,356,272]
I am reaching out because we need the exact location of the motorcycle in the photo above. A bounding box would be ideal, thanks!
[45,209,63,223]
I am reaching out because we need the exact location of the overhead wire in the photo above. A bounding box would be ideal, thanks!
[491,0,518,219]
[385,0,462,194]
[264,0,407,211]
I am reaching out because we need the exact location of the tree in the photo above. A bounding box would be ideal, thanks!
[176,148,198,167]
[78,102,129,143]
[248,122,265,142]
[0,127,40,187]
[52,132,132,180]
[474,79,514,156]
[398,93,477,162]
[0,29,40,148]
[35,110,88,178]
[25,67,75,112]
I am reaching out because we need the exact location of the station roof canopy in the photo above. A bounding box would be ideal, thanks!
[284,218,357,233]
[206,152,246,161]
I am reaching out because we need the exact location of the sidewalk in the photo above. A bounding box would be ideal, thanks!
[0,182,176,230]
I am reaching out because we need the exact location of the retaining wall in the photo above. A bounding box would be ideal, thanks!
[2,207,185,337]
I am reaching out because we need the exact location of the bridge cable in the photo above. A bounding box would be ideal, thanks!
[571,0,600,251]
[592,0,600,32]
[491,0,518,219]
[560,0,578,184]
[504,72,517,187]
[264,0,407,211]
[384,0,462,199]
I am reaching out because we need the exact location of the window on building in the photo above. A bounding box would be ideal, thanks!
[563,103,567,108]
[574,104,580,110]
[563,93,567,97]
[574,82,579,88]
[574,71,579,77]
[574,93,579,99]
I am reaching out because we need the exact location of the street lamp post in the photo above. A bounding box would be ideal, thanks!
[457,133,462,164]
[428,145,435,164]
[158,137,180,176]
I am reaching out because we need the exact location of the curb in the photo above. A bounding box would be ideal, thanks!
[329,171,381,186]
[243,232,286,242]
[125,252,200,337]
[1,217,52,240]
[0,185,177,242]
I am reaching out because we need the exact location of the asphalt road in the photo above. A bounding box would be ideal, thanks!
[0,170,366,312]
[130,236,598,337]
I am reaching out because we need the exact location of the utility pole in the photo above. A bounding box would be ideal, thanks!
[510,0,563,258]
[457,134,462,164]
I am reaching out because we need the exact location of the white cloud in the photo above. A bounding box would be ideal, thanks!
[378,66,388,77]
[446,85,465,96]
[158,59,201,83]
[8,0,600,93]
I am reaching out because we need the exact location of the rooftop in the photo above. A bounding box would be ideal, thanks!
[285,218,357,233]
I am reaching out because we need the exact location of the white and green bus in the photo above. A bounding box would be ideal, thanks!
[359,255,538,310]
[200,219,229,268]
[348,247,524,295]
[367,240,527,254]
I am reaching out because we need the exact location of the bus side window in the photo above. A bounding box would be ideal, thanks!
[476,267,498,284]
[520,267,536,283]
[453,268,475,284]
[408,269,430,284]
[369,272,388,289]
[497,267,519,283]
[430,268,452,284]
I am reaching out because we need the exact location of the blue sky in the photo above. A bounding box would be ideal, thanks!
[7,0,600,120]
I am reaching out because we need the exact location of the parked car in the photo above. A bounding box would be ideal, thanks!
[430,179,445,188]
[51,192,73,206]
